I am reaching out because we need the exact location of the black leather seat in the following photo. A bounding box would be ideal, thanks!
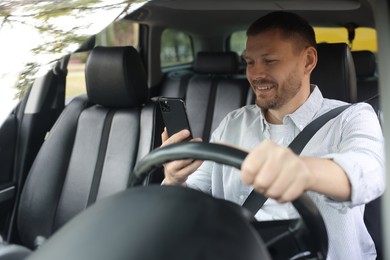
[161,52,251,141]
[311,43,357,102]
[3,46,163,256]
[351,50,380,123]
[352,50,378,102]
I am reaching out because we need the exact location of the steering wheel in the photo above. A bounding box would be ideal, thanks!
[28,142,328,260]
[129,142,329,259]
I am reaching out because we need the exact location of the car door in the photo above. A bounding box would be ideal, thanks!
[0,59,67,241]
[0,107,18,239]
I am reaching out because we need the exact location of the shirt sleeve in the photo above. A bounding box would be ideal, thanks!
[322,103,385,207]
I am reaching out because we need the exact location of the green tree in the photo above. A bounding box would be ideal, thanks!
[161,29,193,66]
[0,0,132,98]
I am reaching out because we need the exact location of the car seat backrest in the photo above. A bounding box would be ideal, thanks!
[17,46,162,249]
[351,50,382,258]
[193,52,240,75]
[351,50,379,102]
[352,50,376,79]
[86,46,148,108]
[160,52,251,141]
[311,43,357,103]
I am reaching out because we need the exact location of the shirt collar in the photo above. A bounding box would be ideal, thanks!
[259,107,268,133]
[258,85,324,132]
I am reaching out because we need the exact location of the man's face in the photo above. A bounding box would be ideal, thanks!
[245,29,309,110]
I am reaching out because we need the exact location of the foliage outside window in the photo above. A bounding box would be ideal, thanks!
[66,20,139,99]
[0,0,131,101]
[161,29,193,67]
[95,19,139,47]
[230,31,247,57]
[66,52,89,99]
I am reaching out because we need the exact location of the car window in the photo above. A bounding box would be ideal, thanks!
[66,52,89,100]
[95,19,139,47]
[0,1,143,126]
[314,27,377,52]
[160,29,194,67]
[66,20,139,100]
[229,27,378,56]
[230,30,247,57]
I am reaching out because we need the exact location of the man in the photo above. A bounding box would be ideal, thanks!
[161,11,384,259]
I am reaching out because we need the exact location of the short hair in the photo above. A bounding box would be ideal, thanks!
[247,11,317,50]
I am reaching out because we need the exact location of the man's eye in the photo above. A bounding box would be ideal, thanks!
[245,60,254,65]
[265,59,277,64]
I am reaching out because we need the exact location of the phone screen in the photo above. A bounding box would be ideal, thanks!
[159,97,193,140]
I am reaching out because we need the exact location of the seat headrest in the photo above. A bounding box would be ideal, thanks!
[85,46,148,108]
[194,52,239,74]
[311,43,357,103]
[352,50,376,78]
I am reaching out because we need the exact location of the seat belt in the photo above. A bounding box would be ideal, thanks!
[242,104,351,214]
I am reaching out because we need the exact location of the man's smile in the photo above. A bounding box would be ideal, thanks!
[255,85,276,90]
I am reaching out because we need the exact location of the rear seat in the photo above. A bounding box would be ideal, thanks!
[160,52,251,141]
[352,50,379,102]
[351,50,381,123]
[311,43,357,102]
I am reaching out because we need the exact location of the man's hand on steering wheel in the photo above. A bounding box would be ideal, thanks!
[241,140,315,203]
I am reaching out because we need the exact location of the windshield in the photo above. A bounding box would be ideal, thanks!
[0,0,147,125]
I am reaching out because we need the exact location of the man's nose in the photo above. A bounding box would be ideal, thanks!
[247,63,267,78]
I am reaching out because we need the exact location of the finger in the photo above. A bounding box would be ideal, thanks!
[178,159,203,173]
[241,140,277,185]
[164,160,203,185]
[266,158,309,202]
[190,137,203,143]
[277,178,306,203]
[163,158,199,175]
[161,129,191,147]
[173,159,198,169]
[241,150,266,185]
[252,158,281,194]
[161,127,169,143]
[173,160,203,179]
[262,167,294,200]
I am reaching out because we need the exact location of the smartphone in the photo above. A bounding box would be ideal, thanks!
[158,97,193,140]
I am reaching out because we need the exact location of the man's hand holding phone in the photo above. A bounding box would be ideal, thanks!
[161,128,203,186]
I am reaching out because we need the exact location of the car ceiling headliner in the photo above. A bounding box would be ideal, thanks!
[126,0,375,35]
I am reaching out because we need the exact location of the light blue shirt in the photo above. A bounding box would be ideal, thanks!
[186,86,385,260]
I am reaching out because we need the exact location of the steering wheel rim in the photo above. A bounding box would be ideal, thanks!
[129,142,328,258]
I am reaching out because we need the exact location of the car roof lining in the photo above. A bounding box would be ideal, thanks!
[149,0,362,11]
[126,0,375,35]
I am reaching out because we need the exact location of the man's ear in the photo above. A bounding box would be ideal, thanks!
[304,47,317,75]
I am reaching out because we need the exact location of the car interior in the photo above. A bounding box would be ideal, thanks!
[0,0,388,259]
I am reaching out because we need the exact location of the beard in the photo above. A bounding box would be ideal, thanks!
[253,71,303,110]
